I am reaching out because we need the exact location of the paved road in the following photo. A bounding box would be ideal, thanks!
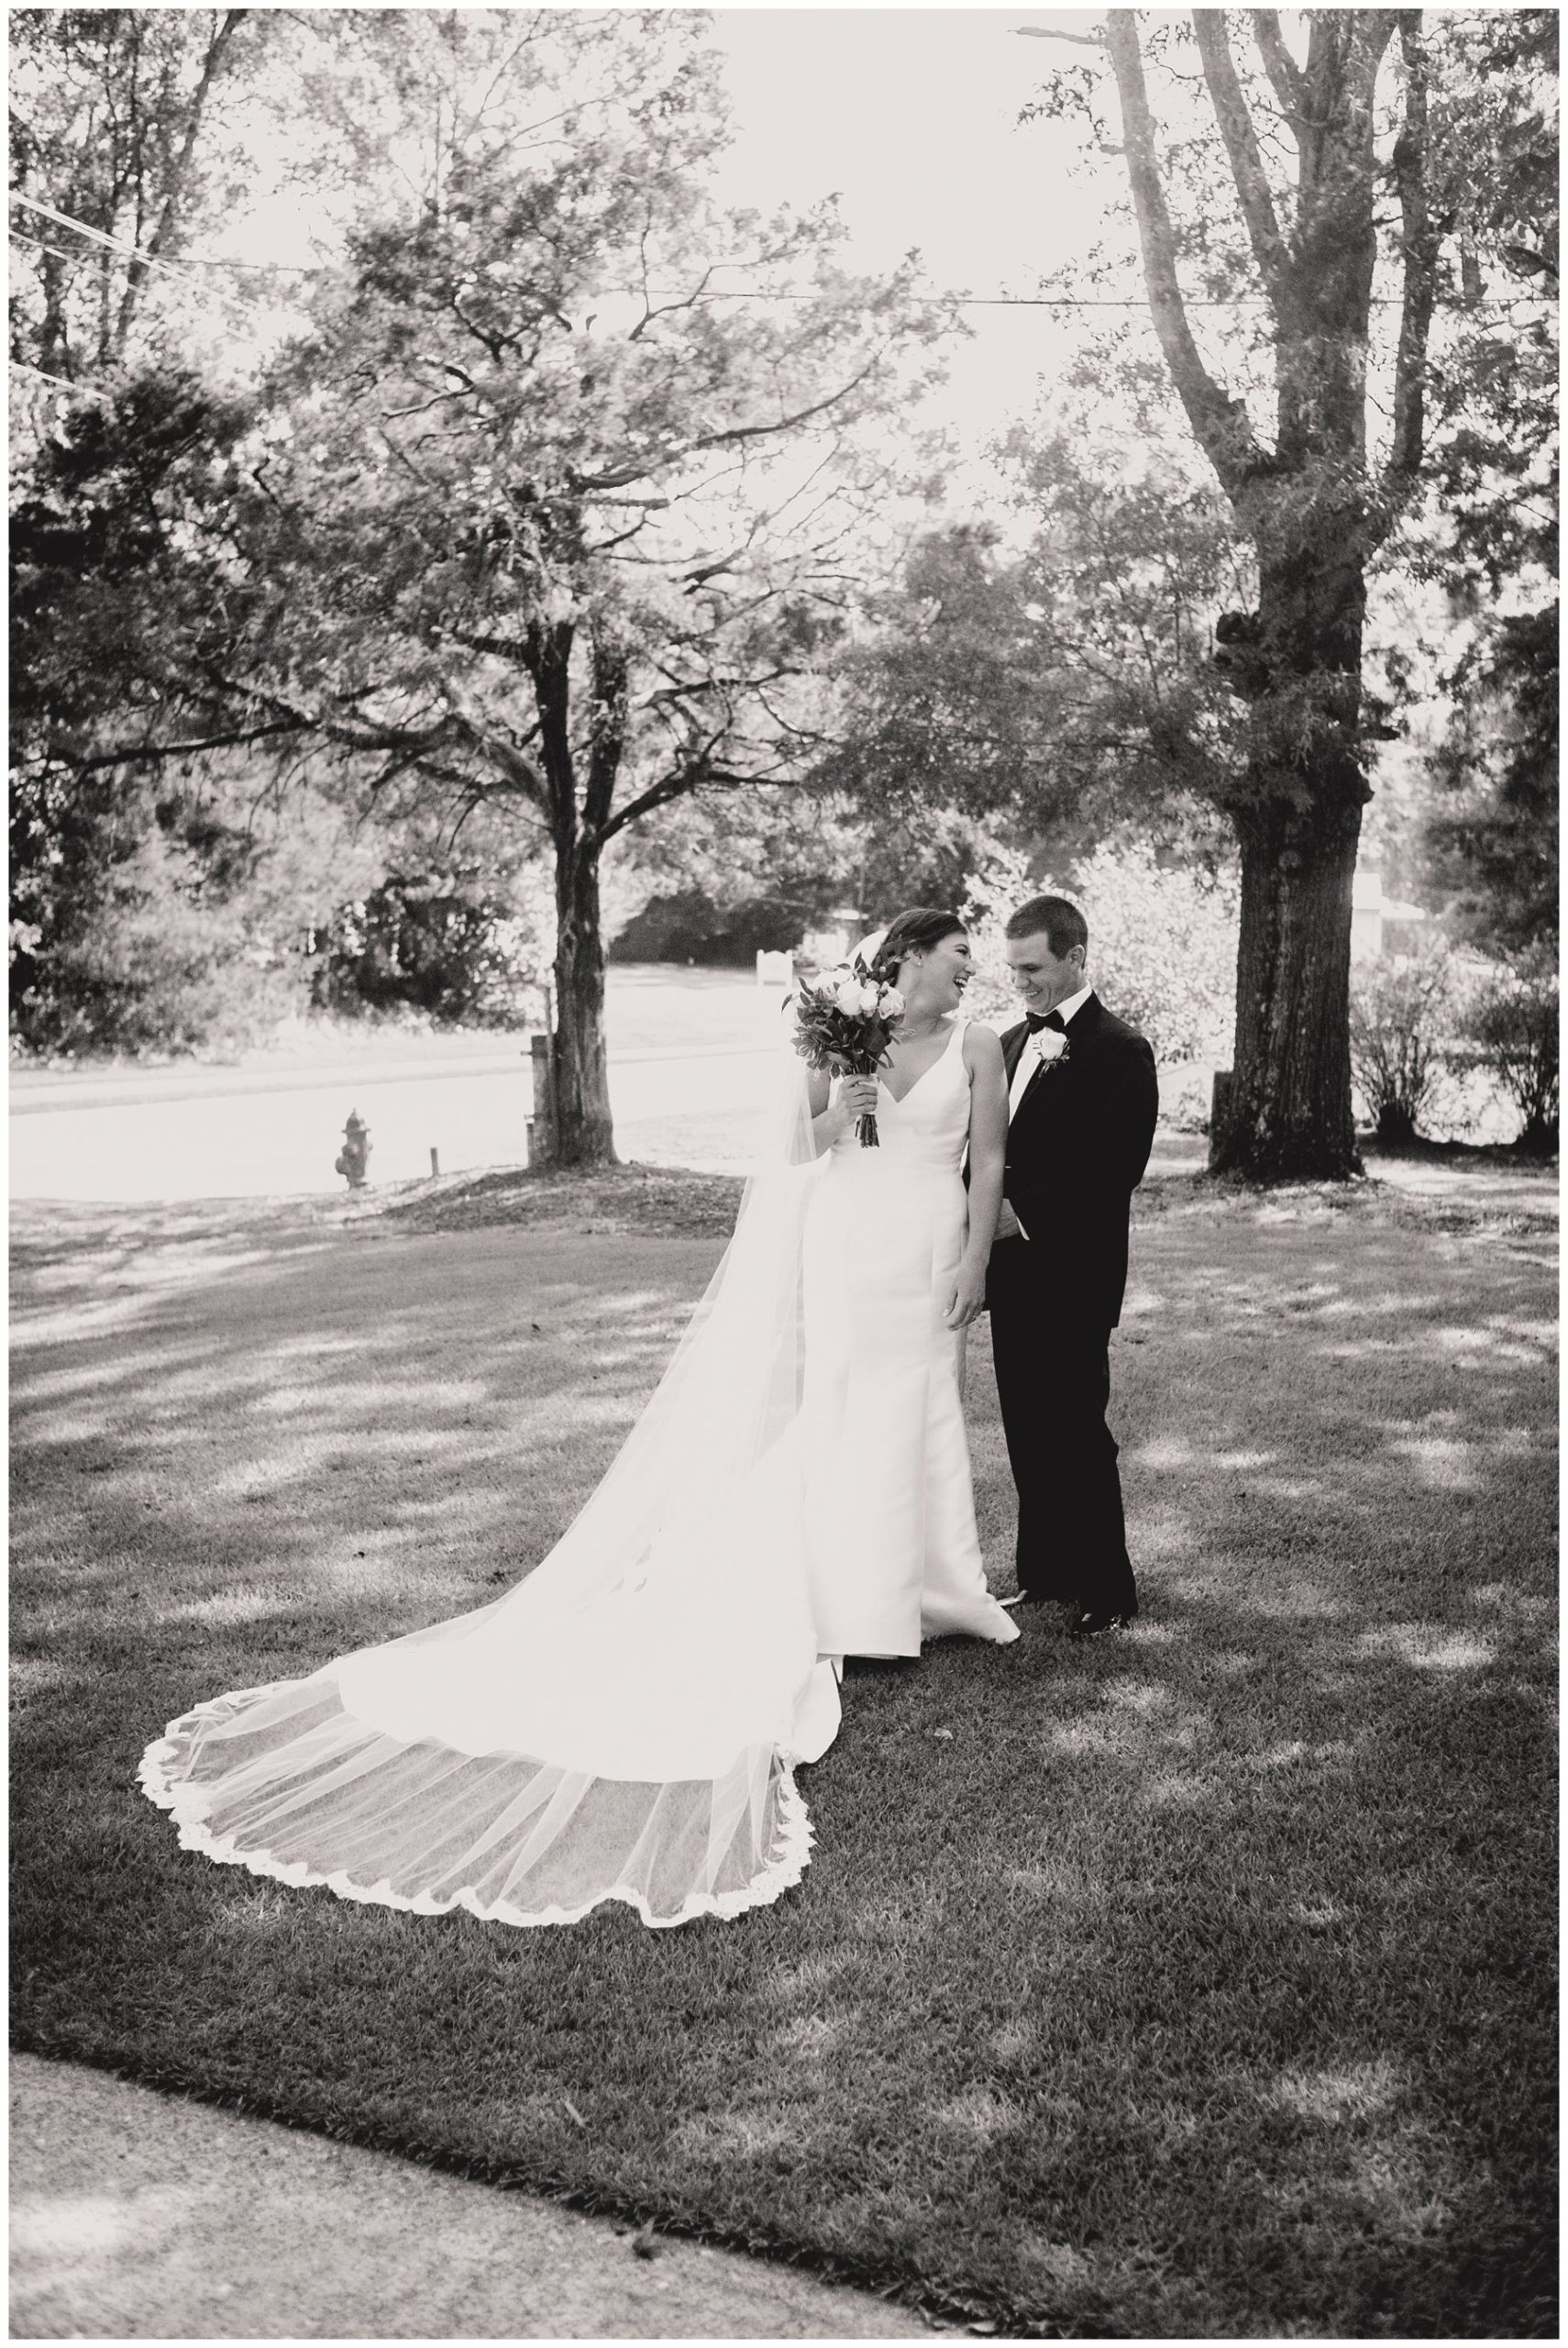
[11,2056,938,2341]
[10,969,791,1200]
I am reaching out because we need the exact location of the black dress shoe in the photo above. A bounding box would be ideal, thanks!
[1071,1609,1132,1639]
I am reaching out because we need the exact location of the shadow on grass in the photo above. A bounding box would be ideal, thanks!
[10,1180,1558,2339]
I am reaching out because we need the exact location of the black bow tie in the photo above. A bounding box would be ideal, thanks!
[1027,1010,1066,1034]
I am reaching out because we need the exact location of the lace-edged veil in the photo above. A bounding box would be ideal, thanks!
[141,1034,839,1929]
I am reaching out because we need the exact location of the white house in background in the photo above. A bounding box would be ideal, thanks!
[1352,868,1429,963]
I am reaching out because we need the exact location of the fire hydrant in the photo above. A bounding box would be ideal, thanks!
[335,1109,371,1190]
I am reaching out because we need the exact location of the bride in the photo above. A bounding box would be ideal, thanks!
[142,907,1018,1929]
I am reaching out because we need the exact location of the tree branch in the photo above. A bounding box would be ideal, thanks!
[443,626,530,666]
[594,766,704,846]
[204,675,492,801]
[1103,11,1269,502]
[585,515,657,558]
[446,712,549,810]
[1249,11,1304,121]
[114,9,246,357]
[629,261,715,342]
[690,356,883,453]
[39,714,305,778]
[566,460,661,493]
[1386,14,1437,493]
[1015,26,1104,48]
[1192,11,1292,313]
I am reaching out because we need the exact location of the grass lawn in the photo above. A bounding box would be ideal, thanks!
[11,1160,1558,2338]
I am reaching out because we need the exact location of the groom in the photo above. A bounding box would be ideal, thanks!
[986,895,1158,1635]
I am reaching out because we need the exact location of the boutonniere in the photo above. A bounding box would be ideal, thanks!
[1032,1029,1069,1069]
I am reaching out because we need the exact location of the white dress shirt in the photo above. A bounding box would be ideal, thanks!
[1004,985,1093,1240]
[1006,984,1093,1121]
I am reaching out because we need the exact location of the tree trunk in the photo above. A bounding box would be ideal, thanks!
[1212,790,1364,1180]
[552,835,616,1168]
[39,248,70,377]
[1209,535,1374,1180]
[1209,512,1373,1184]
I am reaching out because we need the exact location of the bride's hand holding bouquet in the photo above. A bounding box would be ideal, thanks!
[790,956,905,1147]
[826,1073,879,1147]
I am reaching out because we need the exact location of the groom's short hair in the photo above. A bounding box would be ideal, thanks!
[1005,894,1088,959]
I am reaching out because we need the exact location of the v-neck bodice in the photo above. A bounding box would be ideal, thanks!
[827,1017,969,1174]
[879,1013,962,1107]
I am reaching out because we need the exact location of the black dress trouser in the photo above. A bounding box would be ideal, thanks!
[987,1245,1138,1619]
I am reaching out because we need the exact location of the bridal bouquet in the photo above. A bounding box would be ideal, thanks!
[790,955,905,1146]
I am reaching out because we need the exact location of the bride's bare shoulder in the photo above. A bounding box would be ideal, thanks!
[960,1022,1006,1072]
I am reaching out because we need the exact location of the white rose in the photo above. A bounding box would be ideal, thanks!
[1035,1029,1067,1061]
[857,981,880,1015]
[834,978,864,1016]
[880,986,904,1016]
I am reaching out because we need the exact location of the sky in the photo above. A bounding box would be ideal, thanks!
[710,11,1101,288]
[707,11,1125,457]
[210,8,1139,488]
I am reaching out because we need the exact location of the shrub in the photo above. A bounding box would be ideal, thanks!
[608,887,823,967]
[9,819,298,1060]
[958,839,1037,1022]
[1066,840,1239,1065]
[961,836,1239,1067]
[1464,948,1560,1154]
[306,871,549,1028]
[1349,946,1460,1147]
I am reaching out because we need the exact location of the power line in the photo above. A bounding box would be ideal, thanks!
[633,289,1546,311]
[8,191,321,275]
[9,190,1551,314]
[10,355,75,388]
[0,196,1231,305]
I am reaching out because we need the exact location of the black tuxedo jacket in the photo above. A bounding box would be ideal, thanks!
[991,993,1158,1328]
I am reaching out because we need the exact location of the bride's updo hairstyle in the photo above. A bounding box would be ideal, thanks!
[869,908,966,987]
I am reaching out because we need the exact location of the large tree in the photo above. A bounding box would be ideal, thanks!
[197,18,945,1162]
[834,11,1552,1177]
[1077,10,1446,1178]
[1009,10,1532,1175]
[11,16,945,1127]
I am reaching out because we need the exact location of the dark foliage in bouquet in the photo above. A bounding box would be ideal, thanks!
[790,955,906,1146]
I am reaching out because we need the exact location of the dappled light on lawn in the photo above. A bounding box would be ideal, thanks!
[12,2191,149,2264]
[1220,1571,1348,1621]
[10,1169,1556,2338]
[1353,1625,1496,1673]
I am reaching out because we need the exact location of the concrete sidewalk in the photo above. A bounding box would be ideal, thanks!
[11,2056,940,2341]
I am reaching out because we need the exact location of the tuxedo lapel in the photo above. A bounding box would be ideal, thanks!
[1000,1021,1032,1086]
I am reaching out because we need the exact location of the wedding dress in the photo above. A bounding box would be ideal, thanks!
[140,1019,1016,1930]
[804,1015,1021,1655]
